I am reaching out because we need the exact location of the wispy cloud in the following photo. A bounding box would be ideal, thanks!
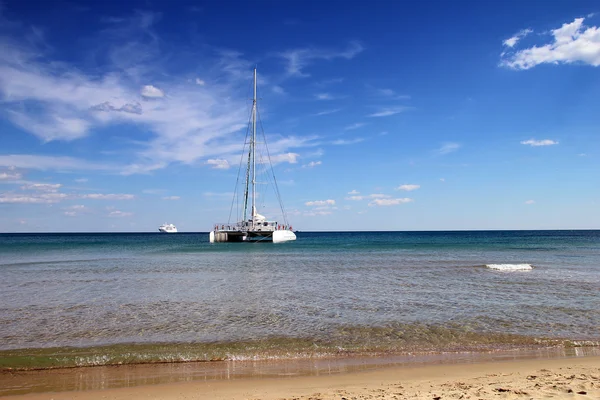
[279,41,364,77]
[332,138,364,145]
[0,191,133,204]
[0,11,313,174]
[108,210,132,217]
[315,93,334,100]
[313,108,341,116]
[269,152,300,165]
[63,204,88,217]
[521,139,559,146]
[0,168,23,181]
[345,193,391,201]
[368,106,413,117]
[435,142,461,155]
[81,194,135,200]
[305,199,335,206]
[0,155,117,172]
[205,159,230,169]
[344,122,366,130]
[366,85,411,100]
[525,200,535,205]
[368,198,413,206]
[302,161,322,168]
[272,85,286,95]
[162,196,180,200]
[140,85,165,98]
[396,184,420,191]
[348,189,359,195]
[501,17,600,69]
[21,183,62,192]
[502,28,533,48]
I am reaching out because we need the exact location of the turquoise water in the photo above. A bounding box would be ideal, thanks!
[0,231,599,369]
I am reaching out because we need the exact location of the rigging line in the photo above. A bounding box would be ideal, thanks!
[228,116,252,225]
[256,108,289,226]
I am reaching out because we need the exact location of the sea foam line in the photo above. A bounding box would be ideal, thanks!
[486,264,533,271]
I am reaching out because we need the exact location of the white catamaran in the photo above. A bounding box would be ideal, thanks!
[209,68,296,243]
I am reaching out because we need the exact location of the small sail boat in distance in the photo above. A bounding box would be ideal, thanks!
[210,68,296,243]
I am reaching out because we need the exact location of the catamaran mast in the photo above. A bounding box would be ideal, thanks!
[251,68,257,226]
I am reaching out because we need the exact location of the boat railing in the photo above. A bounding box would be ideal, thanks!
[213,222,285,232]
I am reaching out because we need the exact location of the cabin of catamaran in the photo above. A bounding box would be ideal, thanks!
[209,68,296,244]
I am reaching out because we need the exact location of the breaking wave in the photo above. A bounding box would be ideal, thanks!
[486,264,533,271]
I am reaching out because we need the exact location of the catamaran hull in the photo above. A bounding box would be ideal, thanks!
[272,230,296,243]
[209,230,295,243]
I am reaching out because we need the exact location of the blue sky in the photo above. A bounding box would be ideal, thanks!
[1,0,599,232]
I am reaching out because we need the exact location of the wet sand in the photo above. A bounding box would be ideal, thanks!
[2,355,598,399]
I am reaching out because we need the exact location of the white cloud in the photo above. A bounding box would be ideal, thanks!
[435,142,461,155]
[0,184,133,203]
[162,196,180,200]
[368,198,413,206]
[314,108,341,116]
[348,189,359,195]
[195,78,205,85]
[81,194,135,200]
[525,200,535,205]
[108,210,133,217]
[521,139,559,146]
[303,161,322,168]
[74,178,88,183]
[279,41,364,77]
[305,199,335,207]
[346,193,390,201]
[396,184,420,191]
[0,192,68,203]
[368,106,413,117]
[0,171,22,181]
[206,159,230,169]
[268,152,299,165]
[344,122,366,130]
[21,183,62,192]
[140,85,165,98]
[502,28,533,48]
[332,138,364,145]
[501,18,600,69]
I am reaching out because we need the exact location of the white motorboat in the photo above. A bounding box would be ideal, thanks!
[210,68,296,243]
[158,223,177,233]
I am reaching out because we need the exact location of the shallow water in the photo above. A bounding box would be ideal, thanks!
[0,231,599,369]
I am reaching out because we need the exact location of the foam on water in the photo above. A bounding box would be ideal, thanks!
[486,263,533,271]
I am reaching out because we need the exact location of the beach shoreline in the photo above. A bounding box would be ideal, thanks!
[2,351,599,399]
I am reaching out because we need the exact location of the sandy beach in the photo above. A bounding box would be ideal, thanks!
[2,355,598,400]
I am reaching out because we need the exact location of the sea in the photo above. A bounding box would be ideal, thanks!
[1,231,599,392]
